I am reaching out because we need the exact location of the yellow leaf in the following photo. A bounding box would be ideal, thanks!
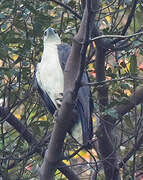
[50,11,56,17]
[88,63,95,71]
[39,115,47,121]
[79,150,90,160]
[10,54,19,61]
[63,160,70,165]
[9,43,19,48]
[92,115,96,123]
[14,114,21,120]
[69,150,89,160]
[105,16,111,23]
[124,89,131,96]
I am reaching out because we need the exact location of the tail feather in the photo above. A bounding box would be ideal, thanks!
[70,101,89,145]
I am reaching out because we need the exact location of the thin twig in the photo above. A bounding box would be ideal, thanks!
[91,31,143,41]
[122,0,138,35]
[46,0,82,19]
[82,76,130,87]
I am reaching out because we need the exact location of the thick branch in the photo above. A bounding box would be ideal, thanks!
[95,46,120,180]
[38,1,92,180]
[96,75,143,180]
[117,87,143,117]
[47,0,82,19]
[0,107,37,145]
[95,22,121,180]
[119,132,143,168]
[122,0,138,35]
[0,107,79,180]
[117,88,143,168]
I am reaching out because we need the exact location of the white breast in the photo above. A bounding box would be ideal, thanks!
[36,44,64,107]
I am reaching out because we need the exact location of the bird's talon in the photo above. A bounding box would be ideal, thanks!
[53,110,59,120]
[57,102,61,109]
[55,93,63,107]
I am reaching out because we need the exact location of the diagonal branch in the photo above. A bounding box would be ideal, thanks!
[46,0,82,19]
[94,5,121,180]
[117,87,143,117]
[38,1,91,180]
[122,0,138,35]
[119,132,143,168]
[95,46,121,180]
[0,107,80,180]
[0,107,37,145]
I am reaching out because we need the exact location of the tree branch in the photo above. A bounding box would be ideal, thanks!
[0,107,79,180]
[0,107,37,145]
[38,1,92,180]
[115,88,143,170]
[94,4,121,180]
[95,46,121,180]
[91,31,143,41]
[119,132,143,168]
[117,87,143,117]
[46,0,82,19]
[122,0,138,35]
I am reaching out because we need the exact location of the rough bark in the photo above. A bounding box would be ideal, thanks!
[38,1,91,180]
[0,107,37,145]
[95,46,121,180]
[1,87,143,179]
[0,107,80,180]
[117,87,143,117]
[1,0,142,179]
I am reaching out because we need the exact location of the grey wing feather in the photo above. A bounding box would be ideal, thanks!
[34,71,56,115]
[78,73,94,142]
[57,43,71,70]
[57,43,93,145]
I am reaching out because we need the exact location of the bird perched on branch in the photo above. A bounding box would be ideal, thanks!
[35,27,93,146]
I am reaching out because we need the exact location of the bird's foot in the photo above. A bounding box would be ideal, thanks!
[55,93,63,108]
[54,93,63,121]
[53,110,59,121]
[67,109,79,132]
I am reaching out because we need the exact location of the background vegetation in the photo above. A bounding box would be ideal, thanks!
[0,0,143,179]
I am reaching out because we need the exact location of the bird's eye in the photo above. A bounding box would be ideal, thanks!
[44,31,47,36]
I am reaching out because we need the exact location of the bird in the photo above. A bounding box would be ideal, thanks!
[35,27,93,146]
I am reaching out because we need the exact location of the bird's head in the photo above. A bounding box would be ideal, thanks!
[43,27,61,45]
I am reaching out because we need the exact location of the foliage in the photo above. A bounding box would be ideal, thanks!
[0,0,143,179]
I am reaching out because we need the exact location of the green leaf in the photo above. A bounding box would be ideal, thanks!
[0,13,5,19]
[124,0,132,6]
[1,22,9,31]
[23,2,38,15]
[0,47,7,58]
[129,55,137,75]
[103,108,119,119]
[120,83,131,90]
[33,23,43,36]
